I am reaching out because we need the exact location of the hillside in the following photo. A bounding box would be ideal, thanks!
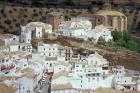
[0,5,140,35]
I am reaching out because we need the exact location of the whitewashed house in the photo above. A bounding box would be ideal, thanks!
[87,25,113,43]
[20,22,52,43]
[0,52,14,74]
[0,46,9,52]
[20,26,32,43]
[37,42,58,57]
[0,34,20,52]
[57,46,66,62]
[53,63,70,73]
[136,79,140,91]
[57,46,73,62]
[0,34,19,47]
[19,43,32,52]
[15,76,34,93]
[8,40,19,52]
[87,52,108,66]
[112,65,126,76]
[52,52,114,91]
[59,18,92,38]
[113,76,136,90]
[59,18,112,43]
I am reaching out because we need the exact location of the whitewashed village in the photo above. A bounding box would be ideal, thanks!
[0,9,140,93]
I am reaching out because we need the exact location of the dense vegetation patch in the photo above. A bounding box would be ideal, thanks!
[111,31,140,53]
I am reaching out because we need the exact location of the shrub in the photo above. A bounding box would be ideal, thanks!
[4,19,11,25]
[9,10,12,14]
[34,13,38,17]
[33,9,37,12]
[1,9,4,14]
[12,18,17,22]
[15,23,20,27]
[13,8,17,11]
[23,14,28,18]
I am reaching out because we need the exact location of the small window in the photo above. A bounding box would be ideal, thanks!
[2,59,4,63]
[6,59,9,62]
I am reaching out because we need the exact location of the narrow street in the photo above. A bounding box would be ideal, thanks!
[34,74,52,93]
[42,75,51,93]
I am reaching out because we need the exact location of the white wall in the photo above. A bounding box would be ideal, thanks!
[38,43,58,57]
[9,45,19,52]
[15,77,33,93]
[51,89,76,93]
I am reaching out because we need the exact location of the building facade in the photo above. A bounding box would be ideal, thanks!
[79,10,127,32]
[46,12,64,32]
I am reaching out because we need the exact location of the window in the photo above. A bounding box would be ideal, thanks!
[88,78,90,82]
[102,67,108,70]
[50,63,52,67]
[49,53,51,56]
[2,59,4,63]
[6,59,9,62]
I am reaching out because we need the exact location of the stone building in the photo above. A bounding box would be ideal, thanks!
[79,10,127,32]
[93,10,127,32]
[46,12,64,32]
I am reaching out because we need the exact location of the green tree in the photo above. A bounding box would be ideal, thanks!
[123,31,132,43]
[111,31,122,41]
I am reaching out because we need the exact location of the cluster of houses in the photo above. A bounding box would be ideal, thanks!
[0,11,139,93]
[59,18,113,43]
[50,51,140,92]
